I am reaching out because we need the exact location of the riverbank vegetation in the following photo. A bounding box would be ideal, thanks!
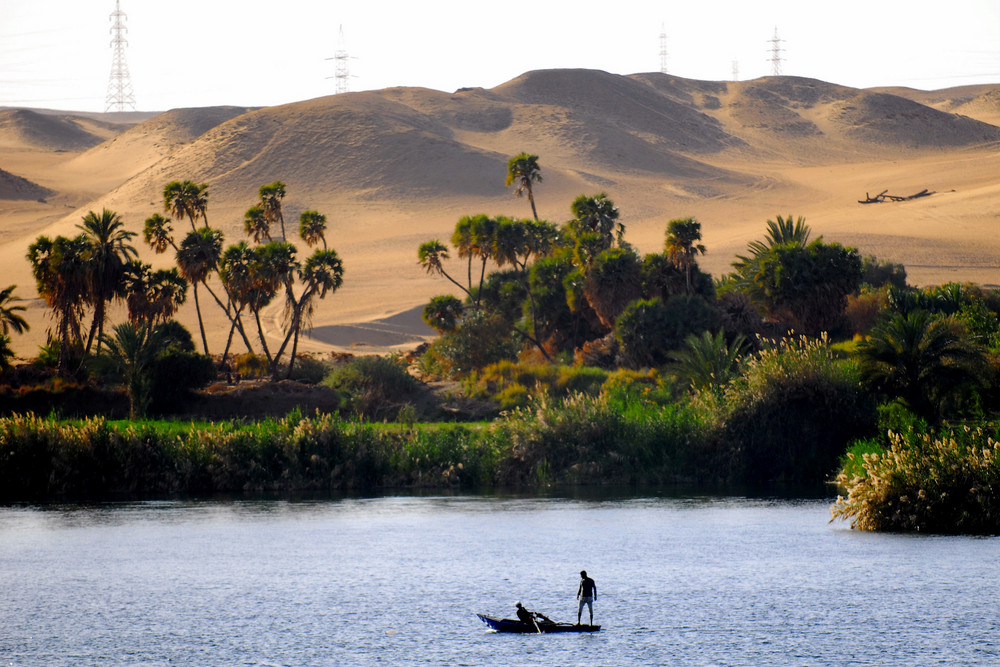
[5,156,1000,533]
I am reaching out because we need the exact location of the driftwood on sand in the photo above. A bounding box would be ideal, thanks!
[859,189,934,204]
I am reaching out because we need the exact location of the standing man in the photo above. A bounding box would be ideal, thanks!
[577,570,597,626]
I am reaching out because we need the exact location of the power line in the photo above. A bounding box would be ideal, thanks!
[104,0,136,112]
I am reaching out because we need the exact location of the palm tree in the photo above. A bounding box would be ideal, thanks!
[244,205,271,244]
[451,214,496,309]
[505,153,542,220]
[78,209,138,353]
[99,322,165,419]
[298,210,328,249]
[26,235,91,371]
[0,334,14,373]
[247,241,297,373]
[148,269,188,325]
[0,285,29,336]
[418,240,470,299]
[669,330,746,391]
[218,241,262,361]
[176,227,224,355]
[733,214,810,274]
[491,217,558,361]
[143,213,176,254]
[583,247,643,329]
[259,181,288,240]
[125,262,188,326]
[163,180,209,231]
[857,310,987,421]
[282,249,344,378]
[570,193,623,246]
[665,217,706,295]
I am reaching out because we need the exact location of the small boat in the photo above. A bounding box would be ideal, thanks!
[476,613,601,633]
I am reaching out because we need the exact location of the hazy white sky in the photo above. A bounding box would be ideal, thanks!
[2,0,999,112]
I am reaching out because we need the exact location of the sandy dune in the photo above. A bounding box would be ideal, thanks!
[2,69,1000,360]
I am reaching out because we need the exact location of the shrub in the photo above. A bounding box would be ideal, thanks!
[465,362,608,407]
[323,355,420,420]
[717,334,876,483]
[600,368,672,405]
[287,355,330,384]
[615,295,721,369]
[149,349,216,413]
[233,352,269,378]
[430,310,518,376]
[832,425,1000,533]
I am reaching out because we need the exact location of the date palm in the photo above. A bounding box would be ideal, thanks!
[26,234,91,371]
[0,334,14,372]
[857,310,987,420]
[669,329,746,391]
[99,321,165,419]
[0,285,29,336]
[505,153,542,220]
[78,208,137,353]
[176,227,224,355]
[732,214,810,276]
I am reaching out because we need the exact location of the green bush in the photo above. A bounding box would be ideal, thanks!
[832,425,1000,533]
[716,334,876,483]
[464,361,607,406]
[149,349,216,413]
[287,355,330,384]
[323,355,420,420]
[615,295,720,369]
[430,310,518,376]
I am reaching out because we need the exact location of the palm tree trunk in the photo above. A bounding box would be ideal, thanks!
[191,283,210,355]
[84,299,104,355]
[528,192,539,221]
[250,308,273,364]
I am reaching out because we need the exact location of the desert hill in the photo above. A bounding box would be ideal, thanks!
[0,168,53,202]
[3,68,1000,359]
[0,108,128,151]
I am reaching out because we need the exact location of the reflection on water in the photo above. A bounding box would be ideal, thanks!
[1,493,998,666]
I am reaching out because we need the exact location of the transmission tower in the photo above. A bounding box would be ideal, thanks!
[104,0,136,112]
[659,23,668,74]
[327,25,351,94]
[767,26,785,76]
[732,60,740,82]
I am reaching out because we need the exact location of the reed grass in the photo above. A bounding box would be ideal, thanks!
[832,425,1000,533]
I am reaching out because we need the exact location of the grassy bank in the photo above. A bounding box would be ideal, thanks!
[0,394,722,498]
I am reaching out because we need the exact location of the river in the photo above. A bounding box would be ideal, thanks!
[1,493,998,666]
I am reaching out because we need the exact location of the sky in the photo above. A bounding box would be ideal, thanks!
[2,0,999,112]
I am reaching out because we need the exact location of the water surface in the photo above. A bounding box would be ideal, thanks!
[1,494,997,665]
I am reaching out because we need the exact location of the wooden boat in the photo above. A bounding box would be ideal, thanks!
[476,613,601,633]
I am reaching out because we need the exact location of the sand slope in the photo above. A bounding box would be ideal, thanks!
[2,69,1000,359]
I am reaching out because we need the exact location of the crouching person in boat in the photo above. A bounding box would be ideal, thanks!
[515,602,551,629]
